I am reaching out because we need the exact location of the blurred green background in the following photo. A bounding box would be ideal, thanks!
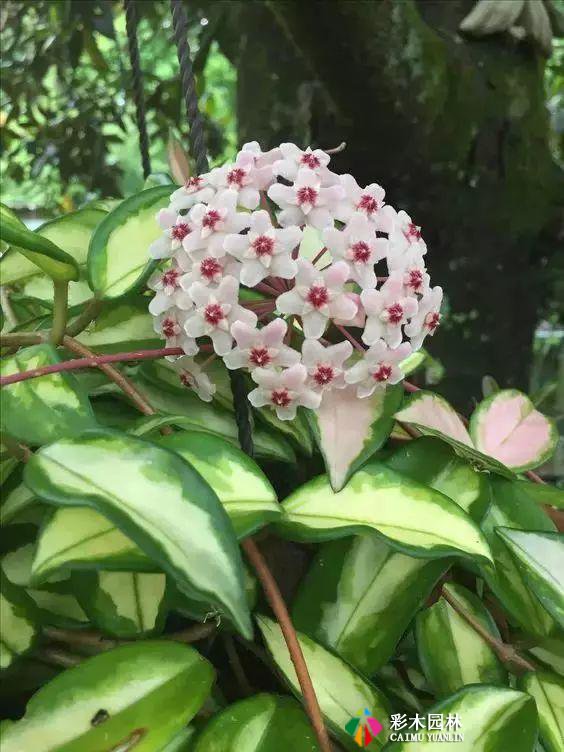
[0,0,562,472]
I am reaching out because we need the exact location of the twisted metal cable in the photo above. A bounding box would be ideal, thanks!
[170,0,210,176]
[124,0,152,179]
[228,370,255,458]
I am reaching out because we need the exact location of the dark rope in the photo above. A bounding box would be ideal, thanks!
[228,370,255,457]
[170,0,210,175]
[124,0,152,179]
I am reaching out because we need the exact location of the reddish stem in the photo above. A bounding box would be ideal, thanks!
[255,281,281,297]
[334,323,365,353]
[311,247,327,266]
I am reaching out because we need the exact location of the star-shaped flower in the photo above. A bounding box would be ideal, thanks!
[223,318,300,371]
[272,143,335,184]
[184,276,257,356]
[148,263,193,315]
[335,174,396,232]
[323,213,388,288]
[209,150,273,210]
[153,310,198,356]
[268,168,344,230]
[361,273,418,348]
[149,208,197,260]
[404,286,443,349]
[345,340,412,398]
[301,339,353,392]
[169,174,216,213]
[224,210,301,287]
[276,259,357,339]
[173,356,216,402]
[187,190,251,257]
[388,210,427,256]
[248,363,321,420]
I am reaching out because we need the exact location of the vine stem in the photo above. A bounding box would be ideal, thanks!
[441,586,536,674]
[50,281,69,345]
[242,538,333,752]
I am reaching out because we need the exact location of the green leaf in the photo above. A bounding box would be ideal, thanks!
[495,528,564,630]
[292,534,448,675]
[385,684,538,751]
[159,431,280,539]
[516,481,564,510]
[519,671,564,752]
[277,462,493,564]
[470,389,558,472]
[193,694,321,752]
[1,344,96,445]
[257,615,391,750]
[159,726,196,752]
[307,384,402,491]
[0,641,214,752]
[481,477,557,637]
[385,437,491,522]
[395,391,516,479]
[73,570,168,638]
[23,428,252,638]
[0,204,79,281]
[76,298,160,353]
[0,570,38,670]
[529,637,564,678]
[0,477,36,526]
[416,583,507,697]
[88,185,174,299]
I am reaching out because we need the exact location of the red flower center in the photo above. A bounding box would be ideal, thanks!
[227,167,246,187]
[307,285,329,309]
[252,235,274,257]
[358,194,379,214]
[162,317,178,338]
[200,257,222,280]
[425,311,440,331]
[162,268,180,288]
[172,222,190,241]
[185,176,202,191]
[249,346,271,367]
[406,269,423,291]
[373,363,392,382]
[202,209,222,230]
[351,241,371,263]
[301,153,321,169]
[271,388,291,407]
[385,303,404,324]
[313,364,334,386]
[296,186,318,206]
[204,303,224,326]
[405,223,421,242]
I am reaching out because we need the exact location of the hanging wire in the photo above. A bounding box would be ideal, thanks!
[124,0,152,179]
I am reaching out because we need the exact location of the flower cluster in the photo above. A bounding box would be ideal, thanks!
[148,142,443,420]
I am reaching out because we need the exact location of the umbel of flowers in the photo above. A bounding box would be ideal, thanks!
[148,143,443,420]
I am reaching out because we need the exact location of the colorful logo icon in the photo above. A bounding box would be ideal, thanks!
[345,708,384,747]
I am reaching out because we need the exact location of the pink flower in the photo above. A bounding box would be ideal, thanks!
[153,310,198,356]
[187,190,251,257]
[276,259,357,338]
[148,263,193,315]
[323,213,388,289]
[248,363,321,420]
[209,150,273,210]
[178,254,241,288]
[272,143,335,184]
[404,286,443,349]
[184,276,257,356]
[388,210,427,256]
[268,168,344,230]
[240,141,282,169]
[224,210,301,287]
[361,273,418,348]
[169,175,216,213]
[345,340,412,398]
[149,208,196,260]
[224,319,300,371]
[301,339,353,392]
[335,174,396,232]
[173,356,216,402]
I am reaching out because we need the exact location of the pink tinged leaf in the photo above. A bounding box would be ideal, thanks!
[395,392,473,447]
[167,133,191,184]
[470,389,557,472]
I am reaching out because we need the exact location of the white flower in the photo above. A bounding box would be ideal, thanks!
[361,273,418,348]
[184,276,257,356]
[272,143,335,184]
[223,210,301,287]
[268,168,344,230]
[276,259,357,338]
[148,263,193,315]
[153,310,198,356]
[323,213,388,288]
[240,141,282,169]
[345,340,412,398]
[404,286,443,350]
[209,150,273,210]
[186,190,251,257]
[149,208,196,260]
[388,210,427,256]
[178,253,241,287]
[333,292,366,328]
[248,363,321,420]
[224,319,300,371]
[301,339,353,391]
[335,174,396,232]
[387,245,430,296]
[169,175,216,213]
[173,356,216,402]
